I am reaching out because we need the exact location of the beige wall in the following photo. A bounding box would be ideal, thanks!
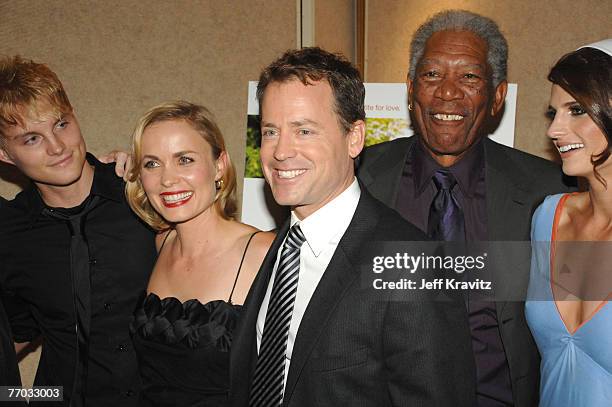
[315,0,356,62]
[366,0,612,160]
[0,0,296,386]
[0,0,296,200]
[3,0,611,389]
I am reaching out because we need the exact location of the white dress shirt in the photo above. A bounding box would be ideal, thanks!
[256,178,361,390]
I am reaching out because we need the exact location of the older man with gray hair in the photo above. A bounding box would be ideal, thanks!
[358,9,573,407]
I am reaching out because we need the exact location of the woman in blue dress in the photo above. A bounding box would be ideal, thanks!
[526,39,612,406]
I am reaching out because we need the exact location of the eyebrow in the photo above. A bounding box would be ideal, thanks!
[6,131,34,141]
[6,128,46,142]
[6,114,70,140]
[174,150,198,157]
[261,118,321,128]
[418,59,486,70]
[548,100,579,110]
[142,150,198,160]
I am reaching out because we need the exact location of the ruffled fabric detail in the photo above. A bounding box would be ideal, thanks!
[131,293,242,351]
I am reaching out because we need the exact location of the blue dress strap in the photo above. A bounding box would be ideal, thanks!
[531,193,566,242]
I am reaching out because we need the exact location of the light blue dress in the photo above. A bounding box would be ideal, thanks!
[526,193,612,406]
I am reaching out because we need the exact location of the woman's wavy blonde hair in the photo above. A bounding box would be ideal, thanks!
[125,101,237,231]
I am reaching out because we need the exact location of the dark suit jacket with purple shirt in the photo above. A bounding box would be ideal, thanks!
[357,136,575,407]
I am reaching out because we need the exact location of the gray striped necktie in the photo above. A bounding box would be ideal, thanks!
[249,224,306,407]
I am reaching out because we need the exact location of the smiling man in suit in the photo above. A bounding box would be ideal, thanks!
[357,10,574,407]
[230,47,475,407]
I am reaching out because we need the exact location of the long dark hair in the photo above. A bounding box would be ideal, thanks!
[548,47,612,184]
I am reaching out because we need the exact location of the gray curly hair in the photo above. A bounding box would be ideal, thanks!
[408,10,508,88]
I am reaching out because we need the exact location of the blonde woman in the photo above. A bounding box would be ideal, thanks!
[126,101,274,406]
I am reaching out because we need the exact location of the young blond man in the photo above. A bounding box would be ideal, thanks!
[0,56,155,406]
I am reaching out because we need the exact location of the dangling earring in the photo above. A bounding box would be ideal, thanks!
[408,103,413,111]
[215,179,224,190]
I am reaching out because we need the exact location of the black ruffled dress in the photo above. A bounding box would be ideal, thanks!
[131,294,241,406]
[130,232,259,407]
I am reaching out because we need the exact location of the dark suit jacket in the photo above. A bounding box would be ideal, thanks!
[230,188,476,407]
[357,136,575,407]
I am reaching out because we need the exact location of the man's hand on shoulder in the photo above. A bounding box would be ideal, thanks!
[97,150,133,181]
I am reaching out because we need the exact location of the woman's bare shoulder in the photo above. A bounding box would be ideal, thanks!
[154,229,175,252]
[233,223,275,253]
[250,230,275,254]
[228,227,275,304]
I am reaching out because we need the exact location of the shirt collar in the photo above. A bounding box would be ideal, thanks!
[86,153,125,203]
[411,137,485,198]
[290,178,361,258]
[24,152,124,227]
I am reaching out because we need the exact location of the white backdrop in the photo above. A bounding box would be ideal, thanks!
[241,82,518,230]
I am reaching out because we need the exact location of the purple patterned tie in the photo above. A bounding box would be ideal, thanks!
[428,170,465,241]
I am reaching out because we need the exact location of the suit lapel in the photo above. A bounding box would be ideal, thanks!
[282,192,380,403]
[359,137,415,207]
[485,140,532,241]
[232,219,290,399]
[484,139,533,317]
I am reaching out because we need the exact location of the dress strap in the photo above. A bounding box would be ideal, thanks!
[229,231,260,303]
[157,229,174,258]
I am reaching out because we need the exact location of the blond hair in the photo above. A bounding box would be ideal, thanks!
[0,56,72,137]
[126,101,237,231]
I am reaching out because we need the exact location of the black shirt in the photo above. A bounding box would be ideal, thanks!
[0,297,20,387]
[0,154,156,406]
[0,300,25,406]
[0,197,24,406]
[396,139,513,406]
